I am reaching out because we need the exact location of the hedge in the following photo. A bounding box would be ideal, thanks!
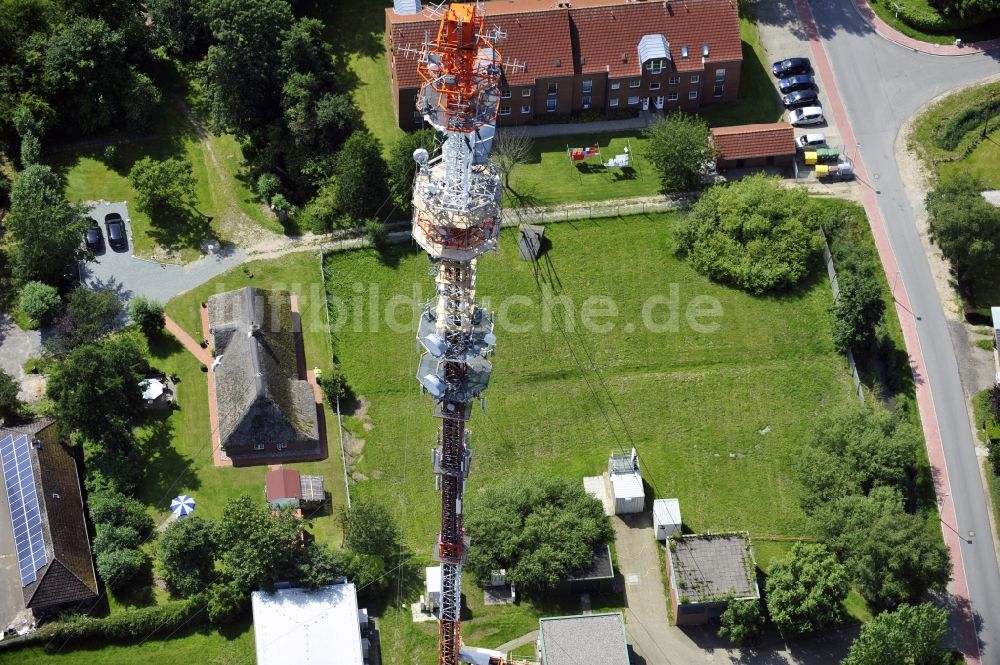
[35,598,202,644]
[936,95,1000,150]
[873,0,982,31]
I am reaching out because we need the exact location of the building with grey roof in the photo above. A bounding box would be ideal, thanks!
[208,287,320,462]
[0,419,98,614]
[665,532,759,625]
[537,612,629,665]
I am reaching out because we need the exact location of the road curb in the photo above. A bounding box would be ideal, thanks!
[849,0,1000,56]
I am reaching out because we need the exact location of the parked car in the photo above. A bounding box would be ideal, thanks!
[778,74,816,94]
[782,89,820,109]
[84,223,104,252]
[788,106,824,126]
[796,133,827,150]
[105,213,127,249]
[772,57,811,77]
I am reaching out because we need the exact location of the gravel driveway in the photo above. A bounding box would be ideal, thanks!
[79,201,247,306]
[0,314,41,402]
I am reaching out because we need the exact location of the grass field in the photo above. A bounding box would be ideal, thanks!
[867,0,999,45]
[51,100,282,263]
[909,80,1000,165]
[162,251,349,546]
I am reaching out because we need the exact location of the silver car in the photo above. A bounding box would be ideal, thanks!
[788,106,824,126]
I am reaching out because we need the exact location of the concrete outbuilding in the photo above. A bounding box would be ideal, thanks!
[608,448,644,514]
[665,532,759,625]
[537,612,629,665]
[653,498,682,540]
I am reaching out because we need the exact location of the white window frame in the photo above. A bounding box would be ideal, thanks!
[499,106,511,116]
[547,82,558,96]
[688,90,698,100]
[582,95,592,109]
[713,84,724,99]
[610,98,619,107]
[521,104,531,114]
[668,76,680,85]
[627,96,640,105]
[582,79,593,93]
[690,74,700,84]
[610,81,621,90]
[646,59,665,74]
[629,79,641,88]
[715,68,726,82]
[667,92,679,101]
[546,98,557,112]
[501,89,511,99]
[522,87,533,97]
[649,82,661,91]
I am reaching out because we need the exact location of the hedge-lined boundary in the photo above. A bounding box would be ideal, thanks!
[936,95,1000,150]
[872,0,983,32]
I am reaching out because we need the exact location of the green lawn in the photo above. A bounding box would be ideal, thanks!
[51,100,282,263]
[909,80,1000,164]
[866,0,999,46]
[162,251,349,545]
[14,614,255,665]
[940,126,1000,189]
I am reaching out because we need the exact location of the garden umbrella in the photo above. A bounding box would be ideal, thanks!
[170,495,195,517]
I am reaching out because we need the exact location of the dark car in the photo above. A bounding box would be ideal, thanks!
[778,74,816,94]
[772,57,811,77]
[105,212,127,249]
[782,89,820,109]
[84,223,104,252]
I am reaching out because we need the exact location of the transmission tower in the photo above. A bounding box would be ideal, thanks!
[411,4,504,665]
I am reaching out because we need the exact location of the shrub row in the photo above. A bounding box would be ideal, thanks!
[935,94,1000,150]
[875,0,981,31]
[30,598,202,647]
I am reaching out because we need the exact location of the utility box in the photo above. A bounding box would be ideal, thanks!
[653,499,682,540]
[608,448,645,514]
[424,566,441,615]
[992,307,1000,349]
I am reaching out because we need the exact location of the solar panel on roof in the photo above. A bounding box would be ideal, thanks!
[0,434,48,587]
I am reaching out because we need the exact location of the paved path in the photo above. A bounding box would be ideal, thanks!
[0,314,41,402]
[494,630,538,654]
[849,0,1000,55]
[793,1,1000,661]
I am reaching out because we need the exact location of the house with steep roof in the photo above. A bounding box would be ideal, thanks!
[208,287,321,463]
[710,122,796,170]
[0,419,98,616]
[386,0,742,129]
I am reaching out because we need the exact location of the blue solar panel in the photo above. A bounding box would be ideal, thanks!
[0,434,47,586]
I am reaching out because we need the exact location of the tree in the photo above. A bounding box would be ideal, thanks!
[47,332,147,439]
[213,495,301,593]
[96,547,145,591]
[129,296,165,339]
[205,579,246,624]
[643,112,714,193]
[719,598,764,645]
[933,0,1000,19]
[318,364,350,405]
[129,157,197,217]
[256,173,282,203]
[465,476,612,593]
[18,281,61,326]
[6,164,87,286]
[675,174,822,294]
[386,129,436,216]
[340,499,400,556]
[0,369,24,423]
[832,272,885,354]
[925,172,1000,300]
[19,132,40,166]
[765,543,849,638]
[159,516,216,597]
[813,490,951,606]
[842,603,948,665]
[50,287,124,350]
[146,0,208,60]
[89,491,155,538]
[330,131,389,225]
[94,524,141,554]
[492,128,534,190]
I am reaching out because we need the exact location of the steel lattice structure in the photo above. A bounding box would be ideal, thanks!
[410,4,504,665]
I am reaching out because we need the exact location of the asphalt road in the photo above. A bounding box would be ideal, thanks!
[803,0,1000,655]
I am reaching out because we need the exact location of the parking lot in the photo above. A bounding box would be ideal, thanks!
[80,201,247,306]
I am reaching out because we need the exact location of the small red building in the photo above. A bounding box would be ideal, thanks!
[710,122,796,170]
[265,468,326,516]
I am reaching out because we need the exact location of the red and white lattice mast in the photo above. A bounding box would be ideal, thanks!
[411,4,505,665]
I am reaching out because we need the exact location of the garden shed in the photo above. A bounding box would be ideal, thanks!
[608,448,644,514]
[653,498,682,540]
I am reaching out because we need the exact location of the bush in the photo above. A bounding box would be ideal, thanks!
[765,543,849,638]
[94,524,142,554]
[365,218,387,249]
[256,173,282,203]
[831,272,886,354]
[0,369,24,423]
[205,580,247,624]
[34,598,201,644]
[18,281,61,326]
[887,0,985,31]
[318,364,350,404]
[159,516,216,598]
[96,547,145,591]
[675,174,822,294]
[299,181,340,233]
[89,491,155,538]
[719,598,764,645]
[129,296,165,339]
[936,94,1000,151]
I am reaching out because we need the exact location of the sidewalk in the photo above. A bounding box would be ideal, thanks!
[511,113,652,139]
[794,0,981,662]
[850,0,1000,55]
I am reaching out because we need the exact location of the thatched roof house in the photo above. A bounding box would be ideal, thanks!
[208,287,320,460]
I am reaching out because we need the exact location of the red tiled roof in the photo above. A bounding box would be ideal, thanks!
[390,10,574,88]
[710,123,796,160]
[266,469,303,501]
[387,0,741,86]
[572,0,742,77]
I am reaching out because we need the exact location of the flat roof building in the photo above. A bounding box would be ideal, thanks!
[665,533,759,625]
[538,612,629,665]
[251,584,365,665]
